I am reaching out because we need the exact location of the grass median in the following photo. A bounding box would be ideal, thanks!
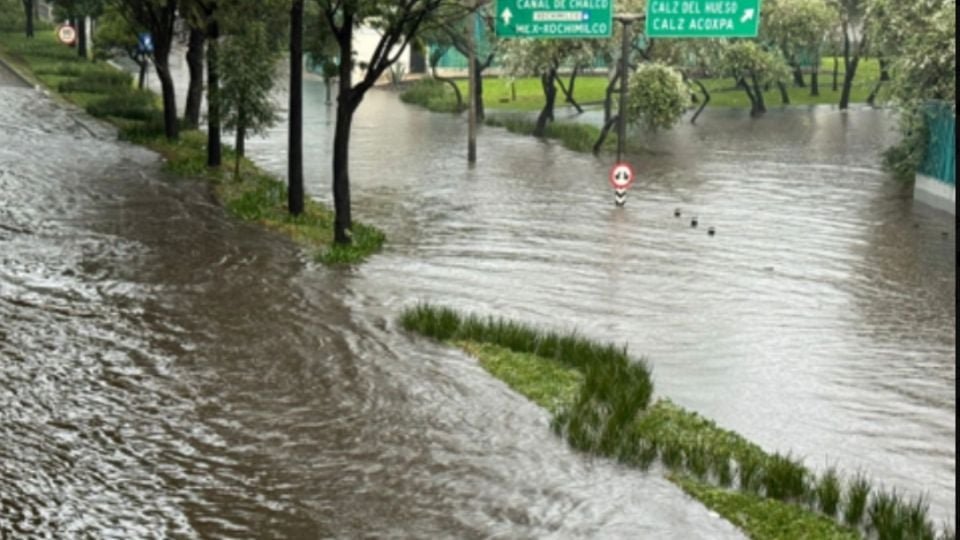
[400,303,953,540]
[0,30,384,265]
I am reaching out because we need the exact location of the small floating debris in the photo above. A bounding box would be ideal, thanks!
[690,216,698,228]
[674,208,682,217]
[707,226,716,236]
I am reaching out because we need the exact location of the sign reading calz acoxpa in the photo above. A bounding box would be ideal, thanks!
[645,0,761,38]
[495,0,613,39]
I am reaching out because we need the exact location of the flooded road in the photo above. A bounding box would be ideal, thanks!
[0,79,745,535]
[245,81,955,525]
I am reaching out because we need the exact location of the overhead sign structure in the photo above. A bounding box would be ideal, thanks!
[56,24,76,46]
[495,0,613,39]
[645,0,761,38]
[609,162,635,206]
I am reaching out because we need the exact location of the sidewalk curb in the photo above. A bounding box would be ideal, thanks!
[0,53,37,89]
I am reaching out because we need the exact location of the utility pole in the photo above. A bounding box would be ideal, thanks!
[466,2,478,164]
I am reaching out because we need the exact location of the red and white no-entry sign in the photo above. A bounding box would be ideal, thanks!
[609,162,635,190]
[56,24,77,46]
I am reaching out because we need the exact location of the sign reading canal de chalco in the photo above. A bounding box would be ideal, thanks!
[645,0,761,38]
[495,0,613,38]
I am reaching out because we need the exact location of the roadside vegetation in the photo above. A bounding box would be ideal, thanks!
[401,58,884,115]
[400,304,955,540]
[0,29,384,265]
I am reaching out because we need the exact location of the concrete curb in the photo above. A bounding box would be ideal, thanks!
[0,53,37,89]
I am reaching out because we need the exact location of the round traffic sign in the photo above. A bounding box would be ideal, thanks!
[609,162,635,190]
[56,24,77,46]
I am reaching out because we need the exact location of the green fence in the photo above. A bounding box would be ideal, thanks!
[919,102,956,186]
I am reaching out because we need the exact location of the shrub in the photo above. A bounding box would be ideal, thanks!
[86,91,157,121]
[843,472,872,527]
[59,69,132,93]
[816,467,842,518]
[762,453,808,502]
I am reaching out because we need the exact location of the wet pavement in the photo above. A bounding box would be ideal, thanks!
[1,77,748,536]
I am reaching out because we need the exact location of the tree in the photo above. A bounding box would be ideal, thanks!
[500,38,597,136]
[93,5,150,88]
[115,0,180,140]
[220,20,278,178]
[316,0,450,245]
[761,0,837,99]
[22,0,33,37]
[881,0,954,178]
[177,2,206,129]
[626,62,691,131]
[719,41,790,116]
[831,0,871,109]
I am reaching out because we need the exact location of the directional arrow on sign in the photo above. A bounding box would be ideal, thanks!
[501,7,513,25]
[740,8,755,22]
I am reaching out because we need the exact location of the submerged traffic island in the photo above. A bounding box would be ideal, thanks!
[400,304,953,540]
[0,30,383,266]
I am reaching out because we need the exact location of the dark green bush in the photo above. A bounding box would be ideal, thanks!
[86,91,157,121]
[59,69,132,93]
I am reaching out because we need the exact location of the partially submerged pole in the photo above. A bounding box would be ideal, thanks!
[617,17,632,163]
[466,2,478,164]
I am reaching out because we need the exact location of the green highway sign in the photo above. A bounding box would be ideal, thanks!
[495,0,613,39]
[645,0,762,38]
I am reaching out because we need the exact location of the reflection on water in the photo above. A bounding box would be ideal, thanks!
[247,82,955,526]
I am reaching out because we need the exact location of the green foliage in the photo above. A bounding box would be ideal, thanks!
[484,115,614,154]
[0,0,25,32]
[219,20,278,136]
[843,472,872,527]
[672,474,860,540]
[86,91,158,121]
[762,453,808,502]
[627,62,691,131]
[456,341,583,414]
[761,0,838,65]
[816,467,842,518]
[400,78,465,113]
[720,41,791,87]
[58,69,131,92]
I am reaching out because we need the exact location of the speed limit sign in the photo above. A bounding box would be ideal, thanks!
[56,24,77,46]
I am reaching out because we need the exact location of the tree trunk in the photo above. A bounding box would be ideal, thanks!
[751,74,766,115]
[324,77,331,105]
[792,66,805,87]
[288,0,304,215]
[474,58,485,121]
[556,65,583,114]
[810,69,819,96]
[739,77,760,116]
[154,58,178,140]
[23,0,33,38]
[593,114,618,154]
[533,69,557,138]
[604,68,620,124]
[206,18,221,167]
[777,81,790,104]
[690,78,710,124]
[332,22,355,245]
[832,54,839,91]
[839,27,865,110]
[431,65,463,110]
[879,58,890,81]
[77,16,86,58]
[184,27,205,129]
[137,57,147,89]
[233,115,245,180]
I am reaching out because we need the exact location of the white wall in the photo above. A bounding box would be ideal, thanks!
[351,26,412,84]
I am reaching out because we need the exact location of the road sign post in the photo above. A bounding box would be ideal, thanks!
[56,24,76,46]
[495,0,613,38]
[645,0,761,38]
[609,162,635,206]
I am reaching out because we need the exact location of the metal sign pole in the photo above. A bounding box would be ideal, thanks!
[617,18,631,164]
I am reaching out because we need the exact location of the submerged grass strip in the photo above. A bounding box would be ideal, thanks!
[400,303,954,540]
[0,30,384,265]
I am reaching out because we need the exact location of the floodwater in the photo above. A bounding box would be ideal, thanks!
[1,67,743,536]
[245,79,956,525]
[0,56,954,539]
